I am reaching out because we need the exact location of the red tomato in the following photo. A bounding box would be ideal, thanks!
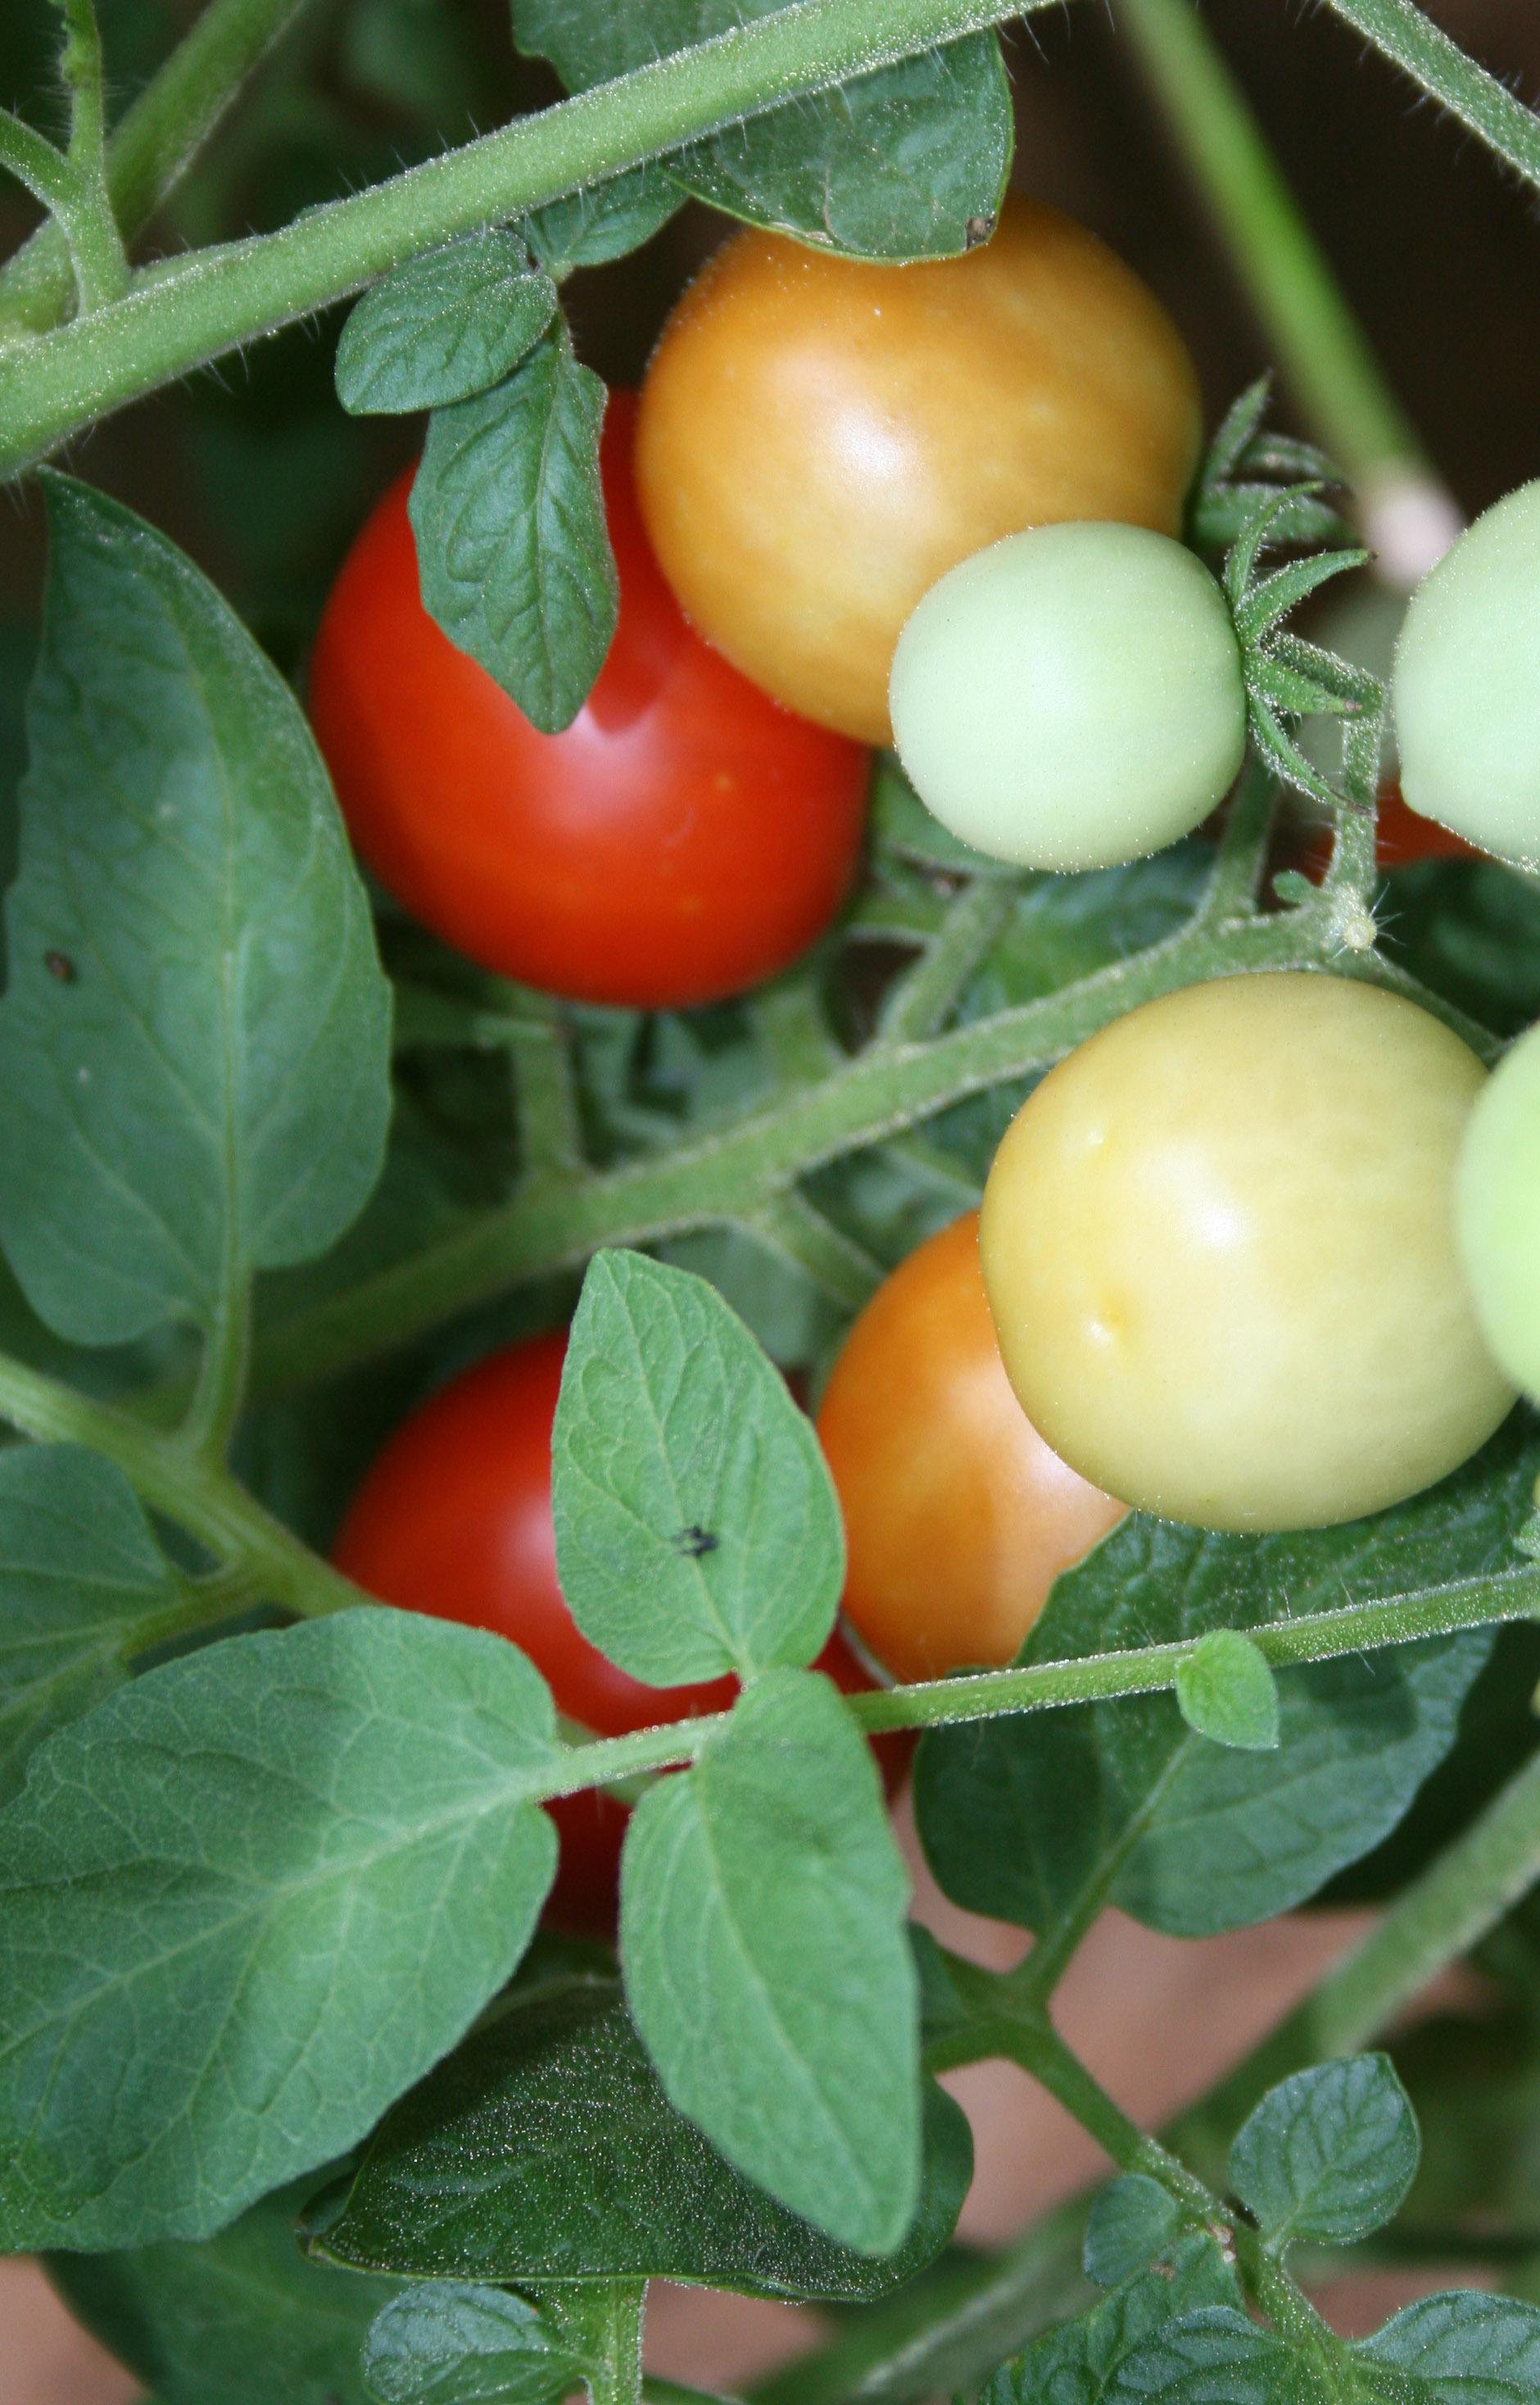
[333,1329,900,1937]
[307,392,870,1010]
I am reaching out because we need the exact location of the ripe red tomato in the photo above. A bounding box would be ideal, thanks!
[307,392,870,1009]
[817,1214,1126,1682]
[333,1329,899,1937]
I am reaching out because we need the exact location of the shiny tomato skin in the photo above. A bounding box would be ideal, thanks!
[636,197,1203,743]
[333,1329,897,1937]
[817,1214,1126,1683]
[308,393,869,1009]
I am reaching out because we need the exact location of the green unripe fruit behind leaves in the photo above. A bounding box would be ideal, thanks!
[1456,1017,1540,1399]
[887,523,1248,870]
[1394,478,1540,867]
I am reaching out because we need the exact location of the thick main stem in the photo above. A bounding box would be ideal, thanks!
[0,0,1035,473]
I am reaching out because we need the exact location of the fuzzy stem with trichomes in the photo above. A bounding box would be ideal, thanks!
[0,0,1044,477]
[1318,0,1540,196]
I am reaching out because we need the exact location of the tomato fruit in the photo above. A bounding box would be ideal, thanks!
[308,392,870,1010]
[979,973,1514,1531]
[817,1212,1126,1682]
[333,1330,896,1936]
[1393,478,1540,868]
[889,524,1248,869]
[635,197,1203,744]
[1456,1017,1540,1400]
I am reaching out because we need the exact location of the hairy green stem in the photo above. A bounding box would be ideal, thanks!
[876,878,1021,1045]
[0,0,1035,473]
[0,0,311,338]
[52,0,129,309]
[1116,0,1424,491]
[1320,0,1540,193]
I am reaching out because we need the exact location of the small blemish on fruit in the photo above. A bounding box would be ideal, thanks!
[44,951,75,983]
[673,1524,719,1560]
[965,214,995,250]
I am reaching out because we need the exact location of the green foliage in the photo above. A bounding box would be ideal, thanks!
[310,1973,968,2296]
[1228,2055,1420,2251]
[523,165,682,278]
[621,1668,921,2256]
[336,233,558,414]
[1175,1630,1280,1752]
[1094,2290,1540,2405]
[0,1443,180,1800]
[0,1608,559,2250]
[1081,2178,1184,2291]
[1357,2291,1540,2401]
[1379,859,1540,1043]
[511,2,1011,261]
[45,2176,403,2405]
[0,478,392,1347]
[551,1251,844,1683]
[361,2285,582,2405]
[913,1414,1529,1943]
[409,324,615,735]
[981,2233,1241,2405]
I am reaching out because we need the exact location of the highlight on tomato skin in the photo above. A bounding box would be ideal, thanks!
[332,1329,904,1940]
[817,1212,1126,1685]
[306,392,871,1012]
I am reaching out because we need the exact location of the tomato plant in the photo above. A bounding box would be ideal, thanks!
[333,1329,899,1937]
[635,195,1202,742]
[1456,1018,1540,1403]
[818,1212,1126,1681]
[308,393,869,1008]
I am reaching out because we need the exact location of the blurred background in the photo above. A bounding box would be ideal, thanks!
[2,2,1539,2397]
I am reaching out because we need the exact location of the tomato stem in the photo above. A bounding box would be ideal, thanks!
[1319,0,1540,197]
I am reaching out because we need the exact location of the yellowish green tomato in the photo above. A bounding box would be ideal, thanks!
[1393,478,1540,867]
[979,973,1515,1532]
[1456,1017,1540,1398]
[887,523,1248,871]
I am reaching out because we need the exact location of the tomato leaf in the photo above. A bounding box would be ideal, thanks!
[0,1443,181,1804]
[361,2285,583,2405]
[1175,1630,1280,1753]
[620,1667,921,2257]
[335,233,558,414]
[1081,2177,1184,2292]
[1355,2292,1540,2401]
[511,3,1012,262]
[982,2233,1242,2405]
[551,1250,844,1684]
[0,1608,559,2250]
[523,165,682,279]
[310,1973,968,2298]
[914,1417,1539,1947]
[44,2175,405,2405]
[409,324,616,735]
[1229,2055,1420,2251]
[0,478,392,1348]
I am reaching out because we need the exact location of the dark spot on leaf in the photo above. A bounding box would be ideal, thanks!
[673,1525,719,1560]
[965,213,995,250]
[43,951,75,983]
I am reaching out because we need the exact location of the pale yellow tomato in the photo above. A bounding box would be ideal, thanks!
[817,1213,1126,1682]
[635,196,1203,743]
[979,975,1515,1531]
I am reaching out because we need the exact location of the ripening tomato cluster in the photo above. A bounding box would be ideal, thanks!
[313,195,1540,1927]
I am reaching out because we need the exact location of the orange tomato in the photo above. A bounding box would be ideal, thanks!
[636,197,1203,743]
[817,1213,1126,1682]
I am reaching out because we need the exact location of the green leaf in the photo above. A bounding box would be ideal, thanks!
[336,233,558,414]
[523,165,683,278]
[0,1607,559,2250]
[1101,2308,1289,2405]
[409,324,616,735]
[0,1443,180,1802]
[983,2235,1242,2405]
[309,1974,968,2298]
[551,1251,844,1684]
[1082,2177,1183,2291]
[1175,1632,1280,1753]
[915,1419,1538,1945]
[0,478,392,1347]
[362,2285,582,2405]
[1379,861,1540,1044]
[668,40,1012,263]
[1357,2292,1540,2402]
[621,1667,920,2256]
[1229,2054,1420,2251]
[512,3,1011,262]
[44,2175,404,2405]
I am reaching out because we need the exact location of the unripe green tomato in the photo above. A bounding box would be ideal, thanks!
[980,973,1515,1532]
[887,523,1248,870]
[1456,1017,1540,1398]
[1393,478,1540,867]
